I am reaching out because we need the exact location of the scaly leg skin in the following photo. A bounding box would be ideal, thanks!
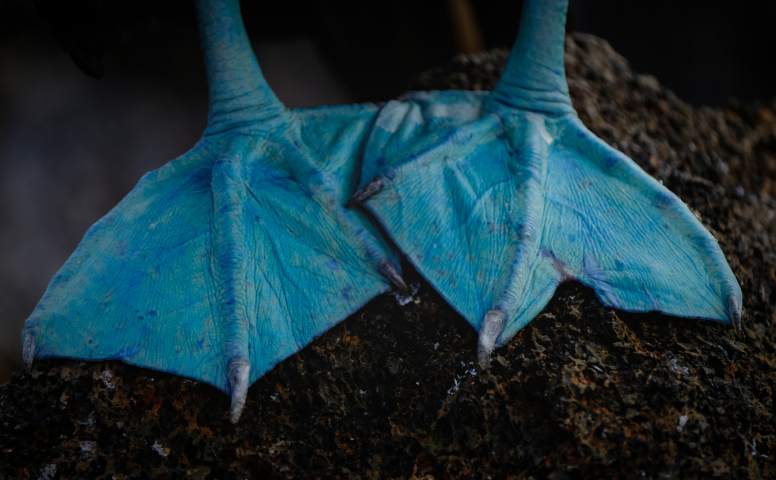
[21,0,406,423]
[349,0,742,369]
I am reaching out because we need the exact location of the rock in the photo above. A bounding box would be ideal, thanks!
[1,33,775,479]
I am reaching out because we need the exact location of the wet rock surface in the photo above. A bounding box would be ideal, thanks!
[1,33,775,479]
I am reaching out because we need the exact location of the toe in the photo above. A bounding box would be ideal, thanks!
[378,259,410,294]
[477,309,505,370]
[22,333,35,373]
[228,359,251,423]
[346,177,383,208]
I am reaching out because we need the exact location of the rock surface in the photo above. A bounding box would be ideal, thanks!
[1,33,775,479]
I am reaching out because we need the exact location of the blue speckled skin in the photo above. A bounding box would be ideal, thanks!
[356,0,742,343]
[22,0,399,394]
[22,0,742,399]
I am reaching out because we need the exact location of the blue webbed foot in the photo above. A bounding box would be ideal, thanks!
[349,0,742,368]
[21,0,405,423]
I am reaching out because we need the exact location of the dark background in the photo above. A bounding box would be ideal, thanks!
[1,0,775,384]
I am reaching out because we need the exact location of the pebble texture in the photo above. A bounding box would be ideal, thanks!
[1,33,775,479]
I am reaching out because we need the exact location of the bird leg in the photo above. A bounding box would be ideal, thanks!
[22,0,405,423]
[349,0,742,368]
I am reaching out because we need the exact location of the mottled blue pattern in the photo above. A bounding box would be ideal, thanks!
[22,0,742,398]
[356,0,741,343]
[23,104,402,393]
[360,95,741,343]
[21,0,399,394]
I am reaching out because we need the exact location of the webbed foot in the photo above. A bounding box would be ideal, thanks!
[21,0,405,423]
[350,0,743,363]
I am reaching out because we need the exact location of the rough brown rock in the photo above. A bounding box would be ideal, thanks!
[1,33,774,479]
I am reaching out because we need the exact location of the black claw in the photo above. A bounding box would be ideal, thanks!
[346,177,383,208]
[379,259,410,294]
[727,296,742,334]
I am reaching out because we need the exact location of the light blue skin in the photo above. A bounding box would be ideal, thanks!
[348,0,742,366]
[21,0,406,423]
[22,0,742,423]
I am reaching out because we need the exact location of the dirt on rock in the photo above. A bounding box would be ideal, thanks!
[1,33,775,479]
